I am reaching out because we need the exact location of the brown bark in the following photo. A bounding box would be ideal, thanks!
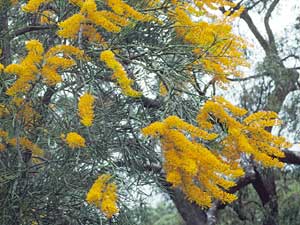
[171,188,208,225]
[0,7,11,65]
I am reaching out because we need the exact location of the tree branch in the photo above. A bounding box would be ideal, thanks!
[12,25,56,38]
[264,0,280,51]
[280,149,300,164]
[251,169,271,205]
[227,74,265,81]
[217,169,256,210]
[240,10,270,53]
[281,54,300,62]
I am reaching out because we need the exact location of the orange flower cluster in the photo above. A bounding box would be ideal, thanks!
[4,40,85,93]
[197,96,290,168]
[0,129,8,152]
[57,0,149,41]
[143,96,290,207]
[169,1,248,83]
[4,40,44,96]
[9,136,44,157]
[86,174,119,218]
[64,132,86,148]
[142,115,243,207]
[78,93,95,127]
[100,50,141,97]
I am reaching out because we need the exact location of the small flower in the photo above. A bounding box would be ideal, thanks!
[65,132,86,148]
[86,174,119,218]
[78,93,95,127]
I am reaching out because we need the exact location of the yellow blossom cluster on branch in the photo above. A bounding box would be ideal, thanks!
[0,129,8,152]
[169,1,248,83]
[22,0,47,12]
[3,40,85,93]
[42,44,85,85]
[0,104,9,118]
[16,101,41,132]
[9,136,44,157]
[143,96,290,207]
[197,96,290,168]
[78,93,95,127]
[4,40,44,96]
[64,132,86,148]
[40,10,55,24]
[86,174,119,218]
[56,0,148,40]
[100,50,141,97]
[21,0,249,99]
[0,97,41,133]
[142,115,244,207]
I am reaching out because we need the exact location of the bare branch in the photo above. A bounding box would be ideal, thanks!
[12,25,56,38]
[240,10,270,53]
[246,0,264,10]
[287,66,300,70]
[264,0,280,51]
[227,74,265,81]
[280,149,300,164]
[281,54,300,62]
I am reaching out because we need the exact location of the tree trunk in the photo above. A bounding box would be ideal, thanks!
[0,6,11,65]
[252,169,279,225]
[171,188,208,225]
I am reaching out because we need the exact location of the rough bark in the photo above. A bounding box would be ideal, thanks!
[0,6,11,65]
[171,188,208,225]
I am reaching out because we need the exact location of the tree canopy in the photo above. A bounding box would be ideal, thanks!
[0,0,299,225]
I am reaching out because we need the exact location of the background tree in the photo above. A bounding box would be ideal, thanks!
[214,1,300,225]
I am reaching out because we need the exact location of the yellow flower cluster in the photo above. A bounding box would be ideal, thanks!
[78,93,95,127]
[0,104,9,118]
[57,0,148,41]
[9,137,44,157]
[169,1,248,83]
[0,129,8,152]
[0,98,40,133]
[196,96,290,168]
[194,0,235,12]
[0,63,4,71]
[5,40,44,96]
[86,174,119,218]
[45,45,85,59]
[0,143,5,152]
[159,82,168,96]
[65,132,86,148]
[4,40,85,91]
[57,14,86,39]
[42,45,85,85]
[0,129,8,139]
[82,24,106,44]
[100,50,141,97]
[142,115,244,207]
[143,96,290,207]
[40,10,55,24]
[22,0,49,12]
[106,0,146,21]
[16,101,41,132]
